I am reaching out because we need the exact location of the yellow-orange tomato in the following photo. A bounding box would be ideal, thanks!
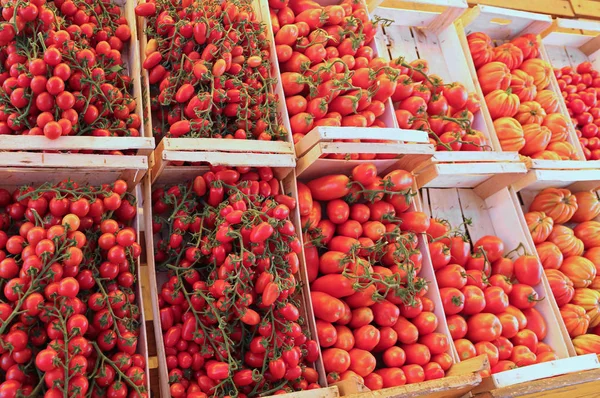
[519,58,552,90]
[535,90,559,114]
[515,101,546,125]
[542,113,569,143]
[573,334,600,355]
[494,117,525,152]
[521,123,551,156]
[530,188,578,224]
[574,221,600,249]
[560,256,596,288]
[485,88,520,120]
[531,150,562,160]
[510,69,537,101]
[571,288,600,328]
[560,304,590,338]
[547,225,584,257]
[545,269,574,307]
[546,141,578,160]
[524,211,553,244]
[477,61,511,94]
[536,242,563,269]
[572,191,600,223]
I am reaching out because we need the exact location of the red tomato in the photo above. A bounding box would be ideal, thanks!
[467,313,502,342]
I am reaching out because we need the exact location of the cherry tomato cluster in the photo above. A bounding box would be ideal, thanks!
[467,32,579,160]
[523,188,600,355]
[0,0,141,148]
[269,0,399,149]
[151,166,321,397]
[391,59,485,152]
[427,221,558,374]
[555,62,600,159]
[0,179,146,397]
[300,164,453,389]
[136,0,286,141]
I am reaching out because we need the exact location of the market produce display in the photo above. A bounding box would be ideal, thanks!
[137,0,287,141]
[0,0,141,148]
[390,61,486,152]
[427,221,560,374]
[299,163,453,389]
[524,188,600,354]
[151,167,321,397]
[0,180,146,397]
[467,32,580,160]
[555,62,600,160]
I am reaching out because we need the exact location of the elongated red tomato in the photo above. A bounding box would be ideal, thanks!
[306,175,351,201]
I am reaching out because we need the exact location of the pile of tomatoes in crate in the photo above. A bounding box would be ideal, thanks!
[467,32,578,160]
[391,60,486,152]
[152,167,321,397]
[299,164,453,389]
[555,62,600,160]
[269,0,393,140]
[136,0,286,141]
[0,0,141,147]
[427,222,559,374]
[0,179,146,397]
[524,188,600,354]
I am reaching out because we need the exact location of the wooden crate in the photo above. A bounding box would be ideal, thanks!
[295,154,462,387]
[471,366,600,397]
[0,0,154,155]
[457,5,589,167]
[333,355,488,398]
[143,152,330,397]
[295,130,434,180]
[414,151,528,195]
[0,152,148,187]
[542,18,600,70]
[294,127,433,160]
[135,0,295,155]
[419,178,579,382]
[471,354,600,395]
[371,0,508,155]
[0,162,151,396]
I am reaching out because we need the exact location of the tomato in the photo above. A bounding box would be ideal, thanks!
[497,312,520,338]
[509,284,541,309]
[392,316,419,345]
[439,287,465,315]
[522,308,547,340]
[455,338,477,361]
[484,286,510,314]
[467,313,502,342]
[311,291,346,323]
[474,235,505,262]
[513,255,542,286]
[348,349,377,377]
[375,367,406,388]
[511,345,537,367]
[412,312,438,335]
[419,333,449,355]
[437,264,467,289]
[461,285,486,314]
[446,314,468,340]
[322,348,351,373]
[512,329,538,353]
[493,336,514,360]
[402,343,431,366]
[306,175,350,201]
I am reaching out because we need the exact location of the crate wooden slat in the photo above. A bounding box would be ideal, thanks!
[295,140,434,181]
[136,0,295,155]
[0,152,148,186]
[466,0,575,18]
[569,0,600,20]
[0,0,154,154]
[457,5,588,167]
[473,367,600,397]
